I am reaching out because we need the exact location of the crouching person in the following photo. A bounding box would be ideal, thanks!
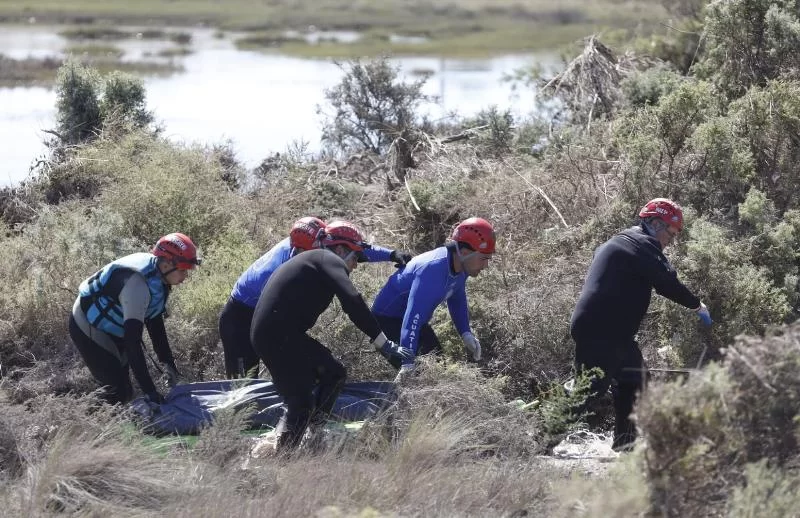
[69,233,200,405]
[371,217,496,369]
[250,221,406,451]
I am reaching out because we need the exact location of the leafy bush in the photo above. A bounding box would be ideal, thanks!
[319,58,429,157]
[54,59,101,145]
[100,71,154,130]
[638,320,800,516]
[697,0,800,97]
[53,60,154,147]
[621,66,687,107]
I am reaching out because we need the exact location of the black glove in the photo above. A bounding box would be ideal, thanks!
[377,340,415,369]
[389,249,413,268]
[144,391,165,405]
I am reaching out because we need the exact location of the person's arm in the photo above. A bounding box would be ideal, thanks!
[320,254,383,340]
[365,244,413,266]
[639,243,701,309]
[145,316,175,366]
[364,244,393,262]
[446,280,470,336]
[118,275,158,396]
[123,320,158,396]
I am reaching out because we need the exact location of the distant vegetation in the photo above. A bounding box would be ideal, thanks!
[2,0,800,515]
[0,0,667,57]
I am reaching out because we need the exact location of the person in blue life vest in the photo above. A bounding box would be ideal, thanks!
[570,198,713,452]
[219,217,412,379]
[69,233,200,405]
[371,217,496,370]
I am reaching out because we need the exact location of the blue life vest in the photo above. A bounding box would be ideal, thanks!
[78,253,168,338]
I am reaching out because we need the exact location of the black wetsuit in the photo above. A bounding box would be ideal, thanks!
[250,248,383,449]
[570,224,700,448]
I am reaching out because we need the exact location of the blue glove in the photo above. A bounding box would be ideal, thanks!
[695,302,712,327]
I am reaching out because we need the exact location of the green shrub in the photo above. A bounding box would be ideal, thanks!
[638,320,800,516]
[697,0,800,98]
[739,187,776,231]
[167,225,261,379]
[54,59,101,145]
[100,71,154,130]
[53,61,154,148]
[655,218,791,365]
[461,106,515,157]
[728,81,800,212]
[320,58,429,157]
[728,460,800,517]
[621,66,687,107]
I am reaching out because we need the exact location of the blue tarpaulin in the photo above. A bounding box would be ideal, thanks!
[131,379,396,435]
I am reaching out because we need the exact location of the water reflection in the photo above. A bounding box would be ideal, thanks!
[0,25,558,185]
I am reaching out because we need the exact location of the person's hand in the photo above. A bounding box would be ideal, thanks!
[695,302,712,327]
[163,361,180,388]
[144,390,165,405]
[389,249,413,268]
[461,331,481,361]
[372,333,414,367]
[382,340,415,364]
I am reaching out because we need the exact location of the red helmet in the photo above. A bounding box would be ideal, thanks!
[322,220,367,256]
[289,216,326,251]
[152,233,200,270]
[639,198,683,231]
[451,217,496,254]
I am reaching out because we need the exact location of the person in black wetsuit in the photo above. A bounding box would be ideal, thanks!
[220,216,411,379]
[250,220,408,450]
[570,198,713,451]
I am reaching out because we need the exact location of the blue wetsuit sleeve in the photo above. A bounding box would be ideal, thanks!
[446,281,470,336]
[400,266,443,354]
[365,244,393,262]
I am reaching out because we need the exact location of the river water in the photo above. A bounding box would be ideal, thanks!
[0,24,559,186]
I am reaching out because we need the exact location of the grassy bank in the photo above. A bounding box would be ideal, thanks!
[0,53,182,87]
[0,0,667,57]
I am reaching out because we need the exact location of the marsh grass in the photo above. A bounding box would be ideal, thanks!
[0,53,182,87]
[0,54,62,86]
[1,0,667,57]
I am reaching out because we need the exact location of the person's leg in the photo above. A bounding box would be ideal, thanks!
[611,340,646,451]
[300,335,346,422]
[573,338,618,422]
[416,324,442,357]
[69,316,132,404]
[219,298,259,378]
[257,332,317,451]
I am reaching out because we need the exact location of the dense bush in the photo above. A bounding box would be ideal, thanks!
[638,320,800,516]
[319,58,429,158]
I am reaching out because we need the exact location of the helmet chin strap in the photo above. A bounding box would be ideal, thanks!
[454,245,479,271]
[158,258,179,280]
